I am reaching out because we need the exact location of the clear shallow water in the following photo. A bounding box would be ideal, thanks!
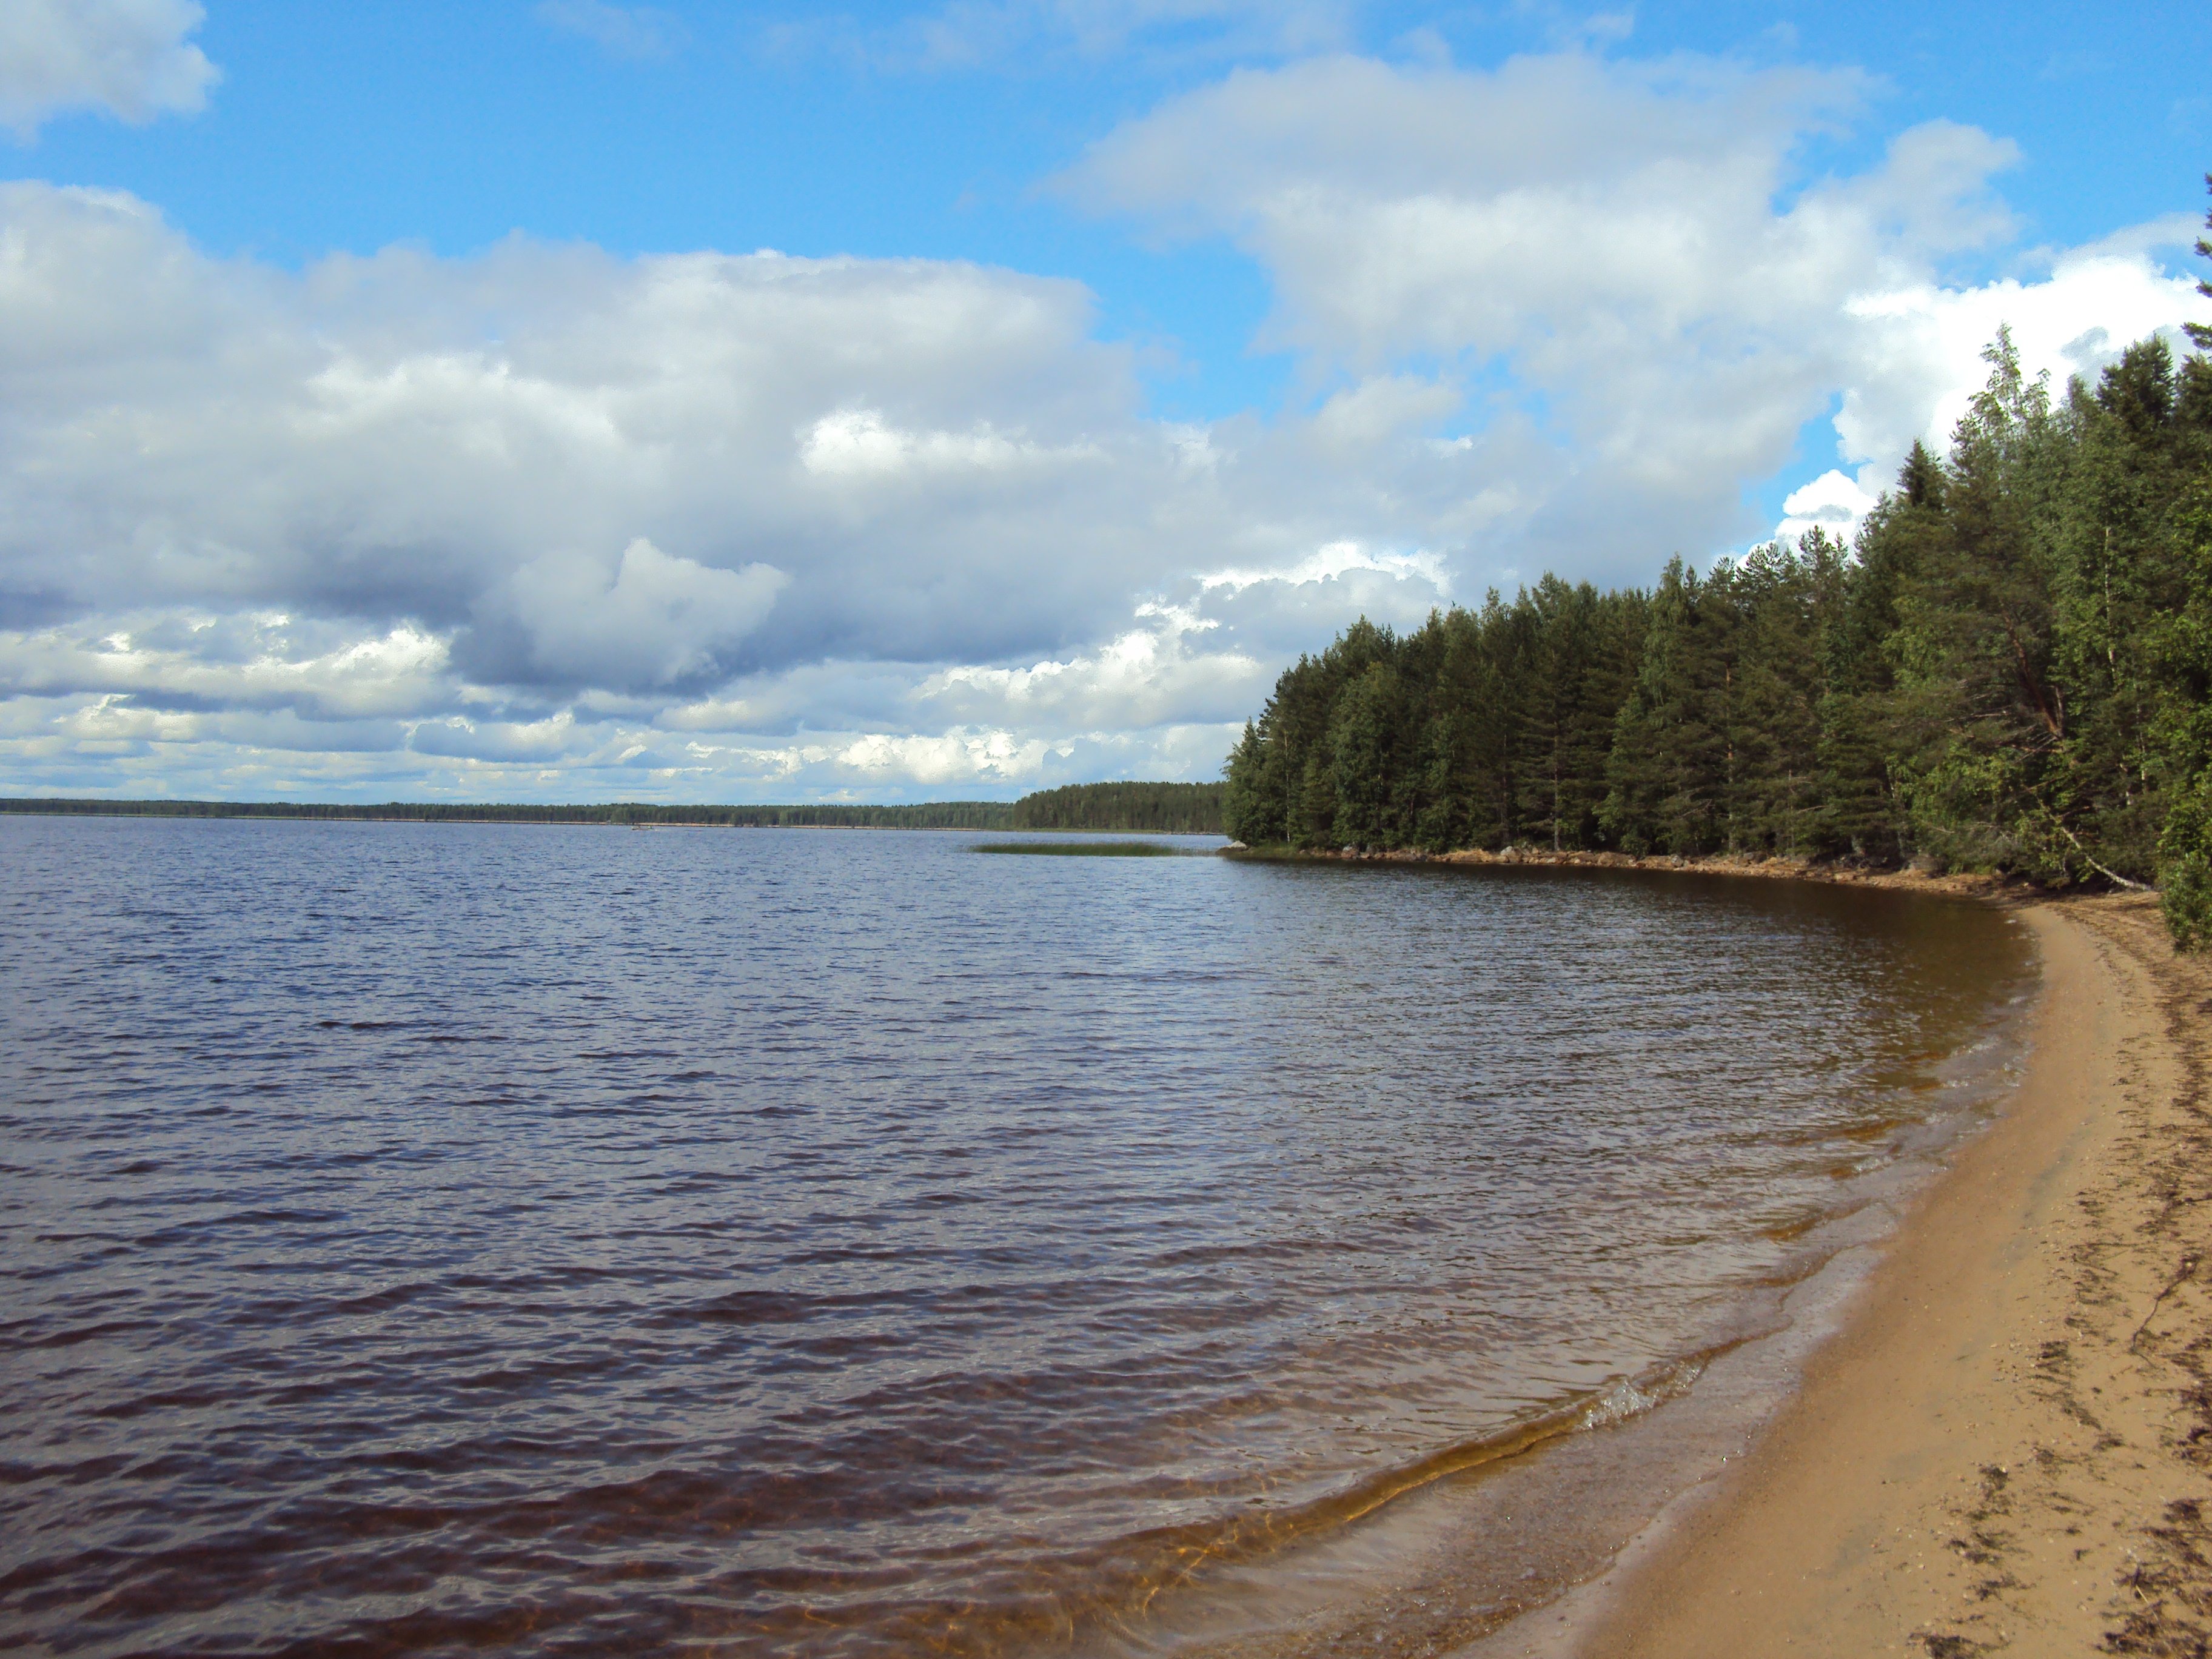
[0,819,2034,1657]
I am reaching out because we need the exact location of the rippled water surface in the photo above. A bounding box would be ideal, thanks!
[0,819,2033,1656]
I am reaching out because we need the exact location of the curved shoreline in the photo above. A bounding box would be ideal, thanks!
[1227,842,2037,905]
[1464,894,2212,1656]
[1085,863,2038,1659]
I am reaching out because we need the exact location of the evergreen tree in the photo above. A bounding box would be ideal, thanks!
[1728,535,1835,856]
[2040,340,2202,877]
[1418,597,1527,851]
[1329,660,1412,848]
[1885,329,2070,873]
[1603,558,1732,854]
[2153,478,2212,945]
[1221,720,1279,844]
[1514,577,1631,851]
[1818,444,1946,858]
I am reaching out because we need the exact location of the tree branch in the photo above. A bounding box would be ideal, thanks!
[2049,814,2153,891]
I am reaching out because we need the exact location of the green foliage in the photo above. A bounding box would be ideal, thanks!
[1729,534,1843,857]
[1007,782,1225,833]
[1513,577,1641,852]
[1879,327,2071,874]
[2154,477,2212,947]
[2164,774,2212,950]
[1603,557,1733,855]
[1224,189,2212,948]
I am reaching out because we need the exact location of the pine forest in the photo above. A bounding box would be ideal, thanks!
[1223,185,2212,950]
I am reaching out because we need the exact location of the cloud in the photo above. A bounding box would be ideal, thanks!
[1834,240,2204,495]
[1061,52,2204,563]
[1198,539,1448,600]
[1775,469,1880,546]
[475,539,789,692]
[797,408,1093,478]
[1055,52,1952,569]
[0,0,216,138]
[835,727,1056,783]
[0,183,1181,676]
[0,180,1275,797]
[911,603,1267,728]
[0,614,452,720]
[767,0,1357,73]
[535,0,688,62]
[1,52,2207,801]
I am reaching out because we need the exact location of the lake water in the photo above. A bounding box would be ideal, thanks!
[0,817,2034,1657]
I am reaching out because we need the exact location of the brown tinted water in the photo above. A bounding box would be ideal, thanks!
[0,820,2034,1657]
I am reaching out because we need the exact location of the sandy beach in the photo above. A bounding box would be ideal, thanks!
[1472,894,2212,1657]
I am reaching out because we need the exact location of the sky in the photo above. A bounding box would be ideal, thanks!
[1,0,2207,803]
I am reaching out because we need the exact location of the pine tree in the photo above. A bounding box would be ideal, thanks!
[1221,719,1280,844]
[1513,577,1626,850]
[1885,329,2071,873]
[1416,595,1530,850]
[1603,558,1732,855]
[1817,445,1946,859]
[1728,535,1834,855]
[2044,340,2197,877]
[2153,180,2212,940]
[2153,484,2212,944]
[1327,661,1410,847]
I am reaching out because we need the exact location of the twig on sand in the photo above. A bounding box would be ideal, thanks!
[2128,1253,2200,1353]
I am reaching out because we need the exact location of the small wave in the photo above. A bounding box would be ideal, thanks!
[1087,1350,1733,1614]
[1578,1361,1705,1429]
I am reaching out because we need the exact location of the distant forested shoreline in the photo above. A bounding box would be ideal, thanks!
[1223,188,2212,950]
[1008,782,1224,833]
[0,798,1017,829]
[0,780,1225,834]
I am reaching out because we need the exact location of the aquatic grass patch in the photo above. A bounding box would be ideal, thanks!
[971,840,1196,857]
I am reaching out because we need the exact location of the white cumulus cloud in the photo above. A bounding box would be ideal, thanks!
[1775,470,1881,546]
[1062,51,2208,568]
[1836,227,2206,484]
[0,0,216,138]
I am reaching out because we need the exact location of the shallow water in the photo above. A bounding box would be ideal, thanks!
[0,819,2034,1657]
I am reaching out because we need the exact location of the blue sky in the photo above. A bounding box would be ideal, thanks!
[25,1,2208,420]
[1,0,2207,800]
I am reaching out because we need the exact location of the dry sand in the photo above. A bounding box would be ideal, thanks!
[1475,894,2212,1657]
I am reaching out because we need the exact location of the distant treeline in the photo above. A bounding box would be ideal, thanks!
[1008,782,1225,834]
[1224,195,2212,950]
[0,780,1227,834]
[0,798,1017,829]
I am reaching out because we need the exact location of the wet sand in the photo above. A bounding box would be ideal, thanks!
[1474,894,2212,1656]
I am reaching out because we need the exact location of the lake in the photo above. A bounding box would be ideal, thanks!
[0,817,2034,1656]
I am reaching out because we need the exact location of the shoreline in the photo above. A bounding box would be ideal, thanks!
[1467,893,2212,1656]
[1090,865,2042,1659]
[1228,842,2039,904]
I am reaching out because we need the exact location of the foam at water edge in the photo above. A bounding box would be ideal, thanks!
[1580,1359,1706,1431]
